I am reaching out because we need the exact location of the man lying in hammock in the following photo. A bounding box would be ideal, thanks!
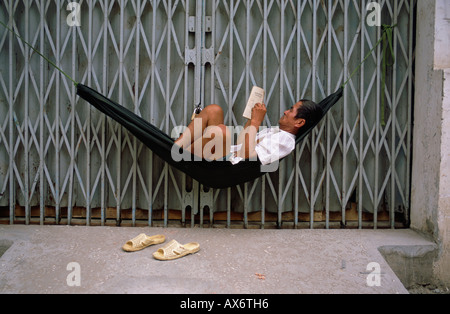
[173,100,322,166]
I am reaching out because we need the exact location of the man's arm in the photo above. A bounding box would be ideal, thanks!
[236,103,267,160]
[243,118,252,129]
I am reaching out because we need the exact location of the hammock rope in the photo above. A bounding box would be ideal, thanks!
[341,24,396,89]
[0,20,78,86]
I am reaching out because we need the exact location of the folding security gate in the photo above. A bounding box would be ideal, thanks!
[0,0,416,229]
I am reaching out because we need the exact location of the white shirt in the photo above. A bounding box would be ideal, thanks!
[229,127,296,166]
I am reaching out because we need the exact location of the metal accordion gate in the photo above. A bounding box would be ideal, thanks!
[0,0,416,229]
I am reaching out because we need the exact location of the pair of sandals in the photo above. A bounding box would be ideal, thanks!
[122,233,200,261]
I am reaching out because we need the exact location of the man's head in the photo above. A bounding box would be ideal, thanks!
[279,99,322,136]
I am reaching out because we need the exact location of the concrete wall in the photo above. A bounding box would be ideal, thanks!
[411,0,442,238]
[437,68,450,285]
[411,0,450,285]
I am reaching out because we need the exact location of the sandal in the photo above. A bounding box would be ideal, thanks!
[153,239,200,260]
[122,233,165,252]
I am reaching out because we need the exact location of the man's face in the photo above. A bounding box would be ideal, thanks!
[279,101,304,129]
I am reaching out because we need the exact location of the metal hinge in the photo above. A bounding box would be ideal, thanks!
[185,48,214,65]
[185,15,213,65]
[188,16,212,33]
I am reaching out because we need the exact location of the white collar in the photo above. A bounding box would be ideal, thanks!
[260,127,296,140]
[279,128,296,140]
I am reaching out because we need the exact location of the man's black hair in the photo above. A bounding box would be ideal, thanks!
[295,99,323,131]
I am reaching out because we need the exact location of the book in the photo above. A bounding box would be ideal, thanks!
[242,86,265,120]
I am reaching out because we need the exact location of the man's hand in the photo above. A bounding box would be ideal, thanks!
[251,103,267,127]
[236,103,267,160]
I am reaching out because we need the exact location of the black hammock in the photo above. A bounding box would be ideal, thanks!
[76,84,343,189]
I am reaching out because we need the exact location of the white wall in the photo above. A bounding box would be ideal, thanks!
[434,0,450,69]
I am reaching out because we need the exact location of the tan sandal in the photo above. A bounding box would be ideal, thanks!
[153,239,200,260]
[122,233,165,252]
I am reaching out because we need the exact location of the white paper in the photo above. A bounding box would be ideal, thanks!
[242,86,265,120]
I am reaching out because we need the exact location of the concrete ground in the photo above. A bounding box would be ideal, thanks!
[0,225,437,294]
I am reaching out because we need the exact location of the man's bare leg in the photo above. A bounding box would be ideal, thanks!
[174,104,230,159]
[174,104,224,148]
[193,124,231,160]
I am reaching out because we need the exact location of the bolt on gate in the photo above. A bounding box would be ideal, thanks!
[0,0,416,229]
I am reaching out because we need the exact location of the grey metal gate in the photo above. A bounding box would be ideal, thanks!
[0,0,416,229]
